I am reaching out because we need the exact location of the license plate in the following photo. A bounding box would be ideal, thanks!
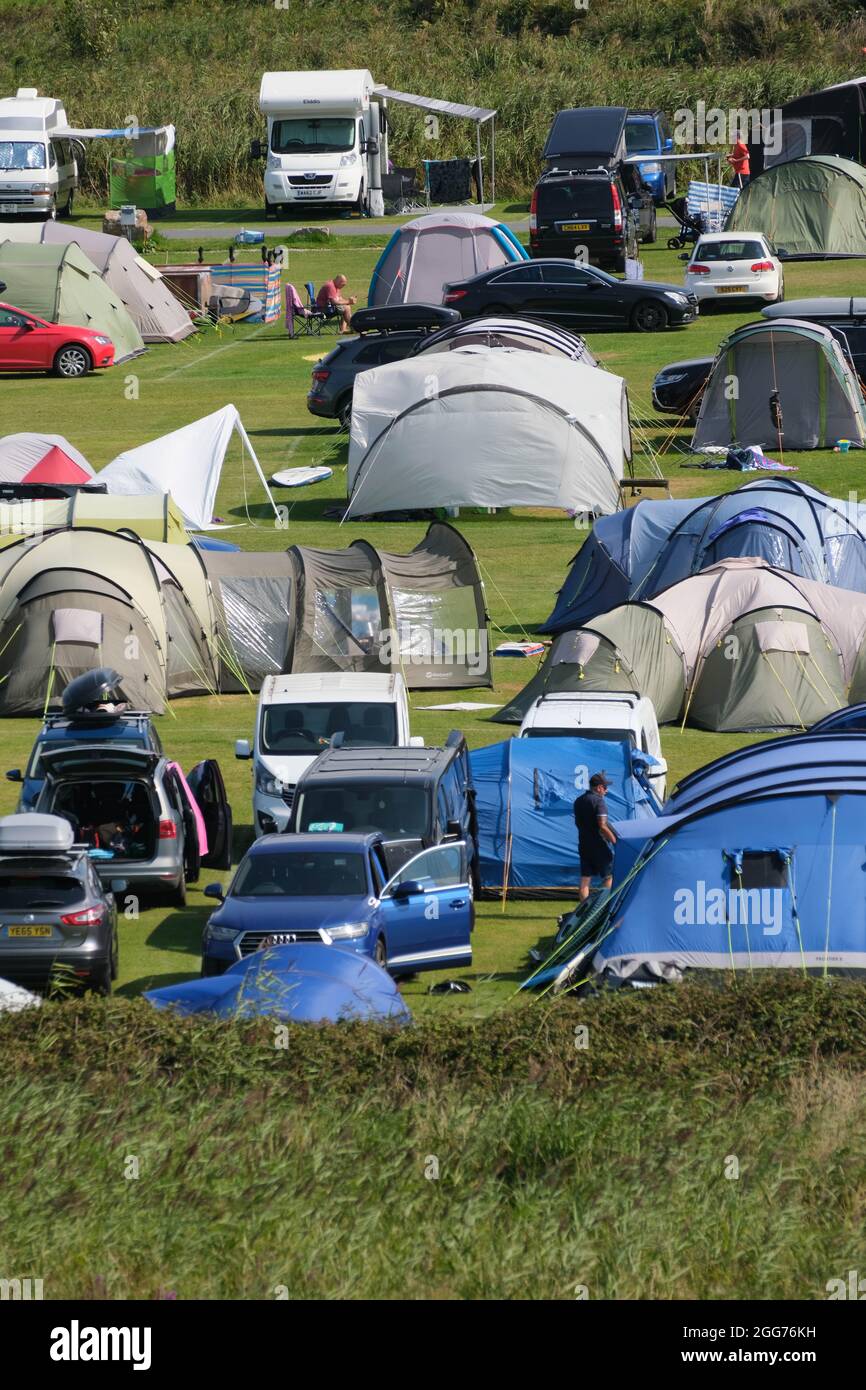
[294,187,325,197]
[716,285,746,294]
[7,925,52,937]
[561,222,591,232]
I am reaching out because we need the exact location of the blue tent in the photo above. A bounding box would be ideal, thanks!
[570,733,866,984]
[542,478,866,634]
[810,703,866,733]
[469,735,660,896]
[145,943,411,1025]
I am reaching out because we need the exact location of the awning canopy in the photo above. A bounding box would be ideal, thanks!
[373,87,495,124]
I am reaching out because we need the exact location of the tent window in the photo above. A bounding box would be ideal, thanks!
[218,576,290,683]
[52,608,103,645]
[312,586,381,667]
[390,584,480,671]
[754,620,809,654]
[732,851,789,891]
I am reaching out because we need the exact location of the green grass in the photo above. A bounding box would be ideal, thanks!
[0,229,863,1010]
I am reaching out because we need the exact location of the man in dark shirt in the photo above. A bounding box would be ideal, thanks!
[573,771,617,901]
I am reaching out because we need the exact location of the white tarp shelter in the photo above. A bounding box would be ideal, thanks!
[345,346,629,519]
[98,405,278,530]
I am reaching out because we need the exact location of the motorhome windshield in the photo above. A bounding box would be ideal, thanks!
[271,118,356,155]
[0,140,47,170]
[261,702,397,754]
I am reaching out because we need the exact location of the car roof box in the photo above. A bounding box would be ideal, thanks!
[62,667,124,714]
[350,304,460,334]
[0,813,74,855]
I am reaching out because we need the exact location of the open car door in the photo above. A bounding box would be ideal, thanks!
[380,842,473,977]
[187,760,233,870]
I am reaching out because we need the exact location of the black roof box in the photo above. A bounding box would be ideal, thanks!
[61,667,125,715]
[350,304,460,335]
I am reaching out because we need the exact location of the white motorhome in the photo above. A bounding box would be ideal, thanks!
[235,672,421,836]
[256,70,386,219]
[518,691,667,799]
[0,89,79,220]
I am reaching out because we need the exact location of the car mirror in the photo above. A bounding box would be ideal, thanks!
[109,878,128,894]
[235,739,251,760]
[391,878,424,899]
[664,137,674,150]
[445,819,462,839]
[408,735,425,747]
[5,769,21,781]
[249,138,263,160]
[204,883,225,900]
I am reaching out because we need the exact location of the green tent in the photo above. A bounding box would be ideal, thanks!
[0,241,145,364]
[725,156,866,259]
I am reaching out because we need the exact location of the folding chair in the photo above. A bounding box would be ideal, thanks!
[302,281,340,336]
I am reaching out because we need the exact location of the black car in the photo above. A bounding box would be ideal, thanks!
[443,259,698,333]
[289,731,478,882]
[0,813,120,995]
[306,304,460,430]
[530,167,641,270]
[651,357,714,421]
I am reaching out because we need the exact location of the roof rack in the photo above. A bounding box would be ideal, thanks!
[43,709,152,724]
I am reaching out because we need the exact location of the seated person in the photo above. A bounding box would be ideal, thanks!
[315,274,357,334]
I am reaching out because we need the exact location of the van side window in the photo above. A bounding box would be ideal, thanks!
[436,783,450,835]
[641,730,649,754]
[47,142,57,168]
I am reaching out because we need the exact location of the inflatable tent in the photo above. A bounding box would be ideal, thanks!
[541,479,866,634]
[470,735,658,897]
[497,557,866,732]
[0,241,145,364]
[585,733,866,984]
[367,211,527,307]
[726,155,866,258]
[415,314,597,365]
[0,522,489,714]
[346,346,630,519]
[691,319,866,451]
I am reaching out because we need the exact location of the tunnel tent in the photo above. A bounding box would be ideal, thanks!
[346,346,629,519]
[726,155,866,258]
[367,211,526,308]
[691,318,866,452]
[541,478,866,634]
[415,314,597,365]
[0,492,188,549]
[97,405,278,531]
[0,240,145,363]
[0,433,94,487]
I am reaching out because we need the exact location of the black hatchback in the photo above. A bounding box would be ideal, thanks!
[443,259,698,333]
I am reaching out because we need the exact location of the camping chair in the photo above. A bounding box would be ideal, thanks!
[301,282,341,336]
[285,282,313,337]
[382,166,423,215]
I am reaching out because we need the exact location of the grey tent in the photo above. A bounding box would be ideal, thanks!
[367,212,528,307]
[497,558,866,733]
[725,156,866,258]
[415,315,597,365]
[691,319,866,451]
[346,346,630,518]
[0,522,489,714]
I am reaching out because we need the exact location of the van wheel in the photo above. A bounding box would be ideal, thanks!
[631,300,669,332]
[612,251,627,274]
[642,209,657,244]
[264,197,275,220]
[354,182,365,215]
[374,936,387,969]
[58,189,74,219]
[52,344,92,378]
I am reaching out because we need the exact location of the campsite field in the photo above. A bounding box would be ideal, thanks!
[0,222,862,1013]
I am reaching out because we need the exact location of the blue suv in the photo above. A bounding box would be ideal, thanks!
[7,709,163,812]
[625,111,675,204]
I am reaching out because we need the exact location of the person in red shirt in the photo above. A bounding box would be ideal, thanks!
[316,273,357,333]
[727,138,750,189]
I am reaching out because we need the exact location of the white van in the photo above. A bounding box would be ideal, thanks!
[0,90,79,220]
[255,70,385,218]
[236,672,421,836]
[518,691,667,799]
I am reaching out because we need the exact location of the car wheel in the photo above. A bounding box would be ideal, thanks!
[173,874,187,908]
[337,395,353,432]
[58,189,74,219]
[89,958,113,996]
[631,300,669,332]
[374,936,387,969]
[613,251,627,275]
[643,210,657,244]
[110,928,119,981]
[52,344,92,377]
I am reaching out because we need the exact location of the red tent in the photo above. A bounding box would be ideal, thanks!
[21,446,93,486]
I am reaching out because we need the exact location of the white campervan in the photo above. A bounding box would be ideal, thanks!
[518,691,668,799]
[0,89,78,220]
[256,70,385,218]
[236,671,421,836]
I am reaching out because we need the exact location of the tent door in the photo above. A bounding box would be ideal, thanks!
[187,759,233,869]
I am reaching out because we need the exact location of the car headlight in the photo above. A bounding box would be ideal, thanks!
[29,186,51,195]
[206,923,238,942]
[255,767,282,796]
[657,371,687,383]
[339,153,357,168]
[641,162,662,174]
[327,922,369,940]
[93,335,112,345]
[664,291,688,303]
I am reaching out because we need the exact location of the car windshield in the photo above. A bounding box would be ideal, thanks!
[524,727,633,742]
[625,123,658,155]
[297,784,430,838]
[694,240,766,262]
[25,734,148,779]
[232,850,367,898]
[0,871,84,908]
[0,140,47,170]
[261,702,397,753]
[271,118,355,155]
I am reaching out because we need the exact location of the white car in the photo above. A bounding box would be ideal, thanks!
[518,691,667,800]
[683,232,784,305]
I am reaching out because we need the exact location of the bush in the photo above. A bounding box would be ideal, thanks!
[55,0,119,62]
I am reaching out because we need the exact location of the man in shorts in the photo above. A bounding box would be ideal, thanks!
[315,273,357,333]
[573,771,617,902]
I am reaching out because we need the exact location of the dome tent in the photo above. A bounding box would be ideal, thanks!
[415,314,597,366]
[725,156,866,259]
[0,433,94,487]
[691,319,866,452]
[541,479,866,635]
[367,211,527,307]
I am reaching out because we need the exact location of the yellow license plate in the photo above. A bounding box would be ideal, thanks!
[561,222,590,232]
[716,285,746,294]
[7,925,52,937]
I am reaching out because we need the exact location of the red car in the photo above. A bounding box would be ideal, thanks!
[0,301,115,378]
